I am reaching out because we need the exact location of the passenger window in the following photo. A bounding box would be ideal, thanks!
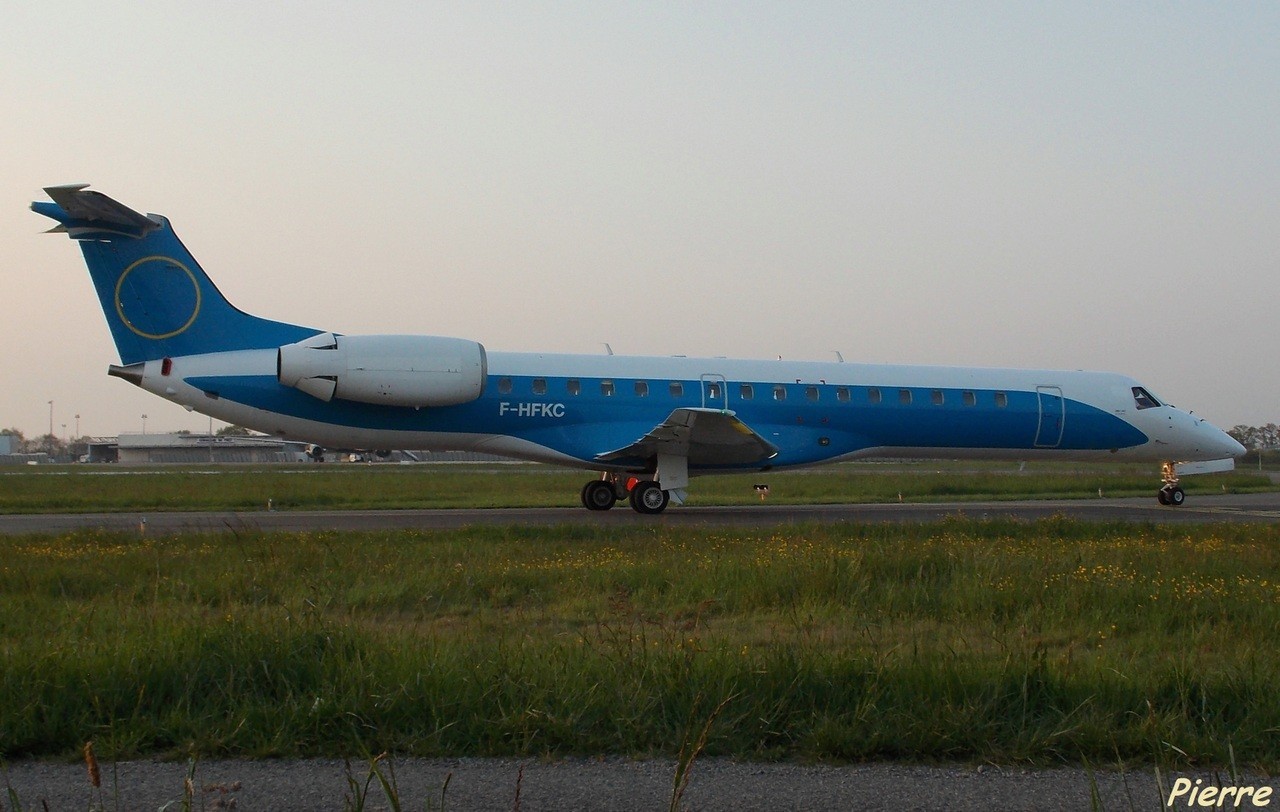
[962,391,976,407]
[836,387,850,402]
[931,390,944,406]
[532,378,547,395]
[805,386,819,402]
[498,377,513,395]
[707,383,721,400]
[868,388,882,404]
[773,385,787,401]
[669,382,683,397]
[899,389,912,405]
[1132,387,1160,410]
[739,384,753,400]
[995,392,1008,408]
[635,381,649,397]
[567,379,581,396]
[601,380,615,397]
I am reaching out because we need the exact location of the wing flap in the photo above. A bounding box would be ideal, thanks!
[596,407,779,467]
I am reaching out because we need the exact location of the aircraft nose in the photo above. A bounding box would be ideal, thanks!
[1201,419,1246,459]
[1224,433,1247,459]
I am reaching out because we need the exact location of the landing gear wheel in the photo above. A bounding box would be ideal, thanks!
[629,480,669,515]
[581,480,617,511]
[1158,462,1185,507]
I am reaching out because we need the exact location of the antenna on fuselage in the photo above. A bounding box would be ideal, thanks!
[603,343,614,356]
[834,351,844,363]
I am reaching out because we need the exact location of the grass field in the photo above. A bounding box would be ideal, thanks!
[3,518,1278,769]
[0,461,1270,513]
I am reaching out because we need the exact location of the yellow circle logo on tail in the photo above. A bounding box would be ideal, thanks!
[114,256,202,339]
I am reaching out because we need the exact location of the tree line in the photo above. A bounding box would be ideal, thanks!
[1228,423,1280,451]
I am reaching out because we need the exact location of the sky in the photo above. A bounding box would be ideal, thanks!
[2,2,1277,438]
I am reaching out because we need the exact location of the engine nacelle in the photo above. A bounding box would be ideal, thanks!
[277,332,487,408]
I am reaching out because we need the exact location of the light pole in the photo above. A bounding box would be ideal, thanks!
[47,400,53,438]
[61,424,67,442]
[141,414,148,435]
[75,414,80,438]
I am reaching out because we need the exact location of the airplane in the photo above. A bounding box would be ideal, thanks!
[32,184,1246,514]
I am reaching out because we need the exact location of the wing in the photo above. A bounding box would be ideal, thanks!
[595,407,779,468]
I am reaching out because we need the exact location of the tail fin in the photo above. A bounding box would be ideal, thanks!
[32,185,318,364]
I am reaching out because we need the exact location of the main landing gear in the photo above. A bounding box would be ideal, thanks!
[580,475,671,515]
[1157,461,1186,507]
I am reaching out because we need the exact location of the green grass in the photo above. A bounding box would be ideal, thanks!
[0,461,1268,513]
[2,519,1278,768]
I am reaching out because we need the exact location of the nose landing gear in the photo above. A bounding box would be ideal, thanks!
[1157,462,1186,506]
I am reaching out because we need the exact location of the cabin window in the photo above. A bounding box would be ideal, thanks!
[497,377,513,395]
[669,382,684,397]
[635,381,649,397]
[899,389,912,405]
[773,385,787,401]
[931,389,944,406]
[962,391,976,407]
[739,383,753,400]
[868,388,882,404]
[836,387,850,402]
[707,383,722,400]
[567,379,581,396]
[532,378,547,395]
[805,386,819,402]
[995,392,1008,408]
[601,380,615,397]
[1132,387,1160,410]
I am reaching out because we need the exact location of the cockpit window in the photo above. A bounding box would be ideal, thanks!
[1132,386,1161,410]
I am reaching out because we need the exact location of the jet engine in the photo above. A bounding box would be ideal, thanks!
[277,332,486,407]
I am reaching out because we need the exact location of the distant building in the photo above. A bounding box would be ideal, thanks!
[0,430,522,465]
[116,433,309,464]
[83,438,119,463]
[0,452,50,465]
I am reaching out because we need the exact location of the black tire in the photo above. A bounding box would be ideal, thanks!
[582,480,617,511]
[1169,486,1186,506]
[1157,488,1170,505]
[629,480,669,514]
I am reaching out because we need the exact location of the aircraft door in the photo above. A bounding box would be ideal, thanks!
[700,374,728,411]
[1034,386,1065,448]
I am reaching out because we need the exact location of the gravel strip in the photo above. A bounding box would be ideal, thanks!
[5,756,1272,811]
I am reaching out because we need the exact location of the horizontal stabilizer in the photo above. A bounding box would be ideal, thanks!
[32,184,160,238]
[596,407,779,468]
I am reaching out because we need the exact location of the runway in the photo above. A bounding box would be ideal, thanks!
[3,755,1259,812]
[1,492,1277,535]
